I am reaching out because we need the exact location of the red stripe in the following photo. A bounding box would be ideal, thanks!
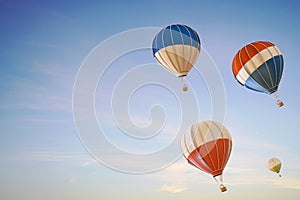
[232,41,275,76]
[187,138,232,176]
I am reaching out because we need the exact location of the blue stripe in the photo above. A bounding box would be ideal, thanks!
[274,55,284,85]
[152,29,164,55]
[152,24,200,55]
[192,29,201,49]
[152,34,158,56]
[245,77,268,93]
[244,55,283,94]
[163,26,173,48]
[169,25,182,46]
[178,25,193,45]
[252,61,273,90]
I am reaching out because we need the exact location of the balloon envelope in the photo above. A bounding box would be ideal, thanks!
[152,24,201,77]
[232,41,284,107]
[268,157,282,176]
[181,120,232,192]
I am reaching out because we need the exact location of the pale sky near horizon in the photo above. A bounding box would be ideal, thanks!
[1,0,300,199]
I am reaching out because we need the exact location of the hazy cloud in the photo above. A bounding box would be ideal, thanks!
[159,184,187,193]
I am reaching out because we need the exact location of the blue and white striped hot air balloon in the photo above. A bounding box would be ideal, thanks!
[152,24,201,91]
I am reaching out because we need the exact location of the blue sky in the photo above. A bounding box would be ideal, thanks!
[1,0,300,199]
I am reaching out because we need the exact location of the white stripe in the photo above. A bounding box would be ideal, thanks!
[169,25,181,73]
[184,126,198,156]
[156,45,200,65]
[188,121,231,147]
[236,46,282,84]
[154,45,199,77]
[184,25,194,73]
[236,67,249,85]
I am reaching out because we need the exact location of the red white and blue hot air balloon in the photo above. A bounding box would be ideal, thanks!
[232,41,284,107]
[181,121,232,192]
[152,24,201,91]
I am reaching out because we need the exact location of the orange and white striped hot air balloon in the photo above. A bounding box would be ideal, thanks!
[181,120,232,192]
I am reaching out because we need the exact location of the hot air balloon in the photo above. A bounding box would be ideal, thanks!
[152,24,201,91]
[232,41,284,107]
[181,120,232,192]
[268,157,282,177]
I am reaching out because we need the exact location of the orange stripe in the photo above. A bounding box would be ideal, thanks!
[232,41,275,76]
[187,138,232,176]
[232,50,242,77]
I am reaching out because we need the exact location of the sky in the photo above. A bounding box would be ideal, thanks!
[0,0,300,199]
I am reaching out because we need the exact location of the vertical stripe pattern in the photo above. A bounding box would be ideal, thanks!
[152,24,201,77]
[181,121,232,177]
[268,157,282,173]
[232,41,284,94]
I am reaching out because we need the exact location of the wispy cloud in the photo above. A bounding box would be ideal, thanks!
[154,159,204,193]
[234,133,287,152]
[1,60,75,114]
[31,61,76,83]
[22,41,67,50]
[68,177,77,184]
[14,150,84,162]
[13,150,100,169]
[80,159,98,167]
[159,184,187,193]
[262,176,300,190]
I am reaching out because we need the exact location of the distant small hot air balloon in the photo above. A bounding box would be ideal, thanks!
[268,157,282,177]
[152,24,201,91]
[232,41,284,107]
[181,120,232,192]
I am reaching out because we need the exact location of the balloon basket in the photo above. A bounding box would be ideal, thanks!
[277,100,284,107]
[220,185,227,192]
[182,86,188,92]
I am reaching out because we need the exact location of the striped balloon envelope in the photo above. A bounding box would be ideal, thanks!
[181,120,232,192]
[152,24,201,91]
[232,41,284,107]
[268,157,282,177]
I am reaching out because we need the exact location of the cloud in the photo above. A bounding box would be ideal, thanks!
[13,150,99,168]
[154,159,206,193]
[19,118,68,124]
[159,184,187,193]
[81,159,98,167]
[14,150,84,162]
[68,177,77,184]
[0,60,75,115]
[262,175,300,190]
[22,41,66,50]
